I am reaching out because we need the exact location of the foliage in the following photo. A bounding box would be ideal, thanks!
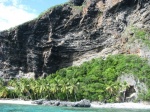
[1,55,150,102]
[131,27,150,48]
[38,2,70,18]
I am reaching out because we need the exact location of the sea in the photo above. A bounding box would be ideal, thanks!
[0,104,150,112]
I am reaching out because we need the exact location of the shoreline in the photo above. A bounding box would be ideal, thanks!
[0,99,36,105]
[0,99,150,109]
[91,102,150,109]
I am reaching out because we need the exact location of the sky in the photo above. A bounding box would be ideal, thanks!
[0,0,68,31]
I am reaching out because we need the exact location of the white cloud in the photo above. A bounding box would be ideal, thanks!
[0,0,37,31]
[0,0,9,3]
[12,0,19,6]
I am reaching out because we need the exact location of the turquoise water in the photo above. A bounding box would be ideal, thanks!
[0,104,150,112]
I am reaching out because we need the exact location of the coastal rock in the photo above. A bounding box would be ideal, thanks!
[118,74,148,102]
[31,99,45,105]
[43,100,72,106]
[42,100,60,106]
[59,101,75,107]
[72,99,91,107]
[32,99,91,107]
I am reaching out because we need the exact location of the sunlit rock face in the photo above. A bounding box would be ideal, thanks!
[118,74,148,102]
[0,0,150,79]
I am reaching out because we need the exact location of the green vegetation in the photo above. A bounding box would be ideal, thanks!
[38,1,86,18]
[72,5,83,11]
[0,55,150,102]
[38,2,70,18]
[131,27,150,48]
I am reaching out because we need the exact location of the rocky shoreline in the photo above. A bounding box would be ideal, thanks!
[0,99,150,109]
[31,99,150,109]
[31,99,91,107]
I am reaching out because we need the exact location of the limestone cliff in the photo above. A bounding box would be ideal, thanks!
[0,0,150,79]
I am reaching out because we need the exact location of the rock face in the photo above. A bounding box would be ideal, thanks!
[118,74,148,102]
[0,0,150,79]
[70,0,85,6]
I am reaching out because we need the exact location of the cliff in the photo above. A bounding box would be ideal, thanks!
[0,0,150,79]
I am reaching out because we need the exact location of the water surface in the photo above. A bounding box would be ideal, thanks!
[0,104,150,112]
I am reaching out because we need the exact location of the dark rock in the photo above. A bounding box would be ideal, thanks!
[73,99,91,107]
[54,101,60,106]
[70,0,84,6]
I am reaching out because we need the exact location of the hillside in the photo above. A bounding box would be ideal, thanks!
[0,0,150,102]
[0,0,149,79]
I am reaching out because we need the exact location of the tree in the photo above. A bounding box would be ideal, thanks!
[29,79,38,100]
[0,78,4,88]
[105,82,120,102]
[60,79,69,101]
[68,78,80,101]
[0,87,9,98]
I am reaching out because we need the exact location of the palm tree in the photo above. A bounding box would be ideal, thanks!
[54,78,61,99]
[0,87,9,98]
[106,82,120,102]
[30,79,39,100]
[50,83,58,99]
[60,79,69,101]
[8,79,21,99]
[0,78,4,88]
[21,79,33,100]
[19,79,28,99]
[68,78,80,101]
[39,79,47,99]
[45,83,51,100]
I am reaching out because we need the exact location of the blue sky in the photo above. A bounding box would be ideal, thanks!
[0,0,68,31]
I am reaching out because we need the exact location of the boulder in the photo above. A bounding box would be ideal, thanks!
[46,100,60,106]
[42,101,51,106]
[31,99,45,105]
[54,101,60,106]
[73,99,91,107]
[59,101,75,107]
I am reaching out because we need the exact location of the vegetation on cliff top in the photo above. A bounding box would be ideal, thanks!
[37,0,86,18]
[0,55,150,102]
[132,27,150,48]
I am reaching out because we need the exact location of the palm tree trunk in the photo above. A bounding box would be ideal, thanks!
[66,92,69,101]
[74,92,77,101]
